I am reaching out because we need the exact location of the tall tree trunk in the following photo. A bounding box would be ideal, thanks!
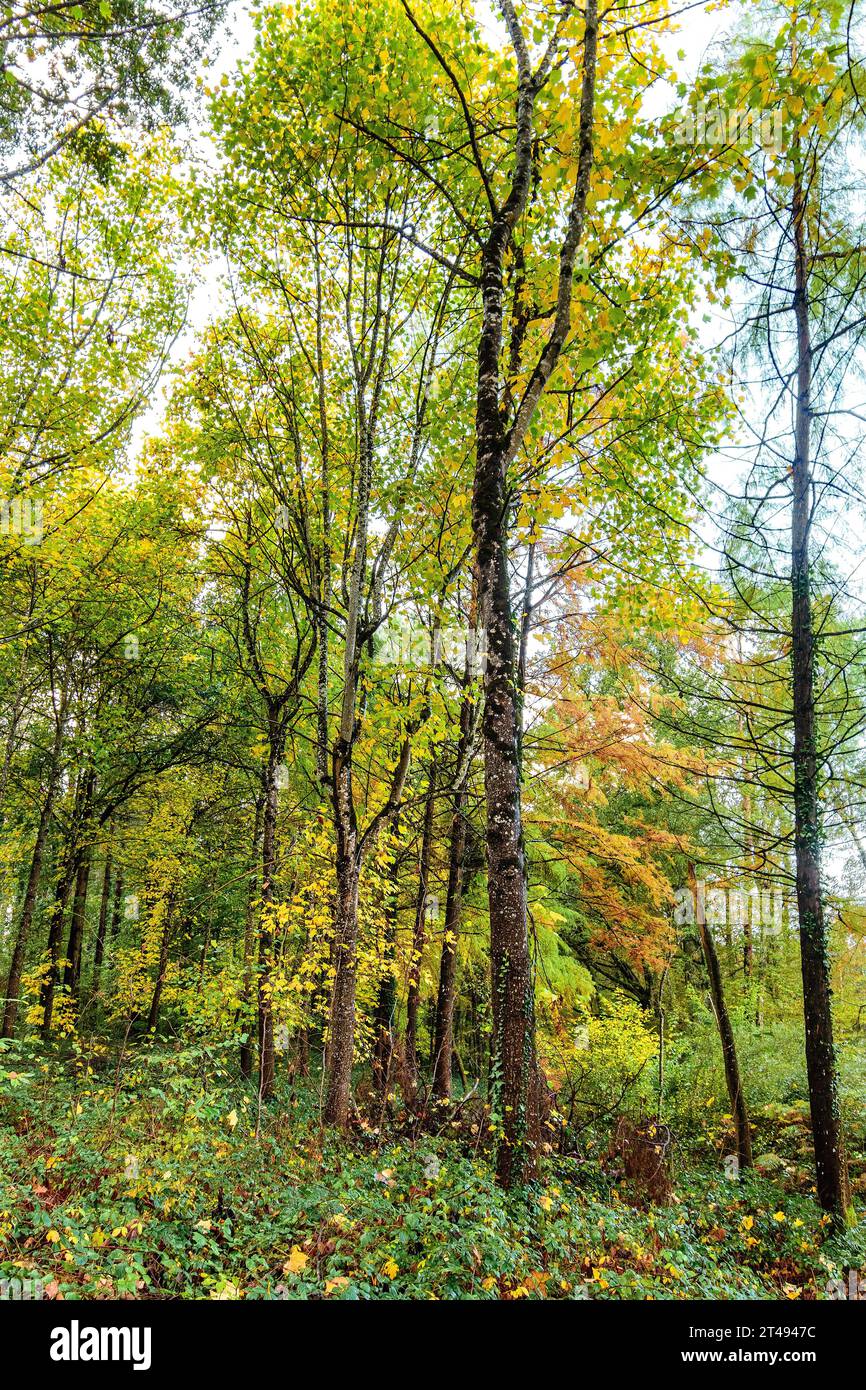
[41,845,78,1035]
[90,845,112,996]
[258,716,284,1101]
[789,172,851,1224]
[63,839,93,1000]
[108,867,123,945]
[372,822,401,1095]
[323,741,361,1127]
[2,689,65,1036]
[2,780,58,1036]
[240,794,264,1082]
[432,785,469,1102]
[40,767,90,1033]
[313,235,332,790]
[322,398,372,1127]
[691,866,752,1170]
[145,897,173,1034]
[405,766,436,1084]
[432,677,475,1102]
[473,251,538,1182]
[466,0,597,1188]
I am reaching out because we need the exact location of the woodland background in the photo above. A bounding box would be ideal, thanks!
[1,0,866,1301]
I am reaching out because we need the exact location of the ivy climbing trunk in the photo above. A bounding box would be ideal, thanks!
[461,0,597,1186]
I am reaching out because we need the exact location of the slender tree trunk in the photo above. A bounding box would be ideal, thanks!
[258,718,283,1101]
[63,840,93,999]
[41,846,78,1034]
[742,787,754,977]
[0,584,36,830]
[405,766,436,1084]
[691,866,752,1170]
[323,742,361,1127]
[2,691,65,1035]
[314,236,332,790]
[240,794,264,1082]
[432,677,475,1101]
[108,869,124,943]
[432,786,469,1102]
[90,845,113,995]
[789,174,851,1224]
[41,766,90,1033]
[372,822,401,1095]
[2,781,57,1037]
[145,900,173,1034]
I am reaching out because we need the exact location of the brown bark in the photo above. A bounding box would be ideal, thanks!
[63,839,93,1000]
[145,897,173,1034]
[41,845,78,1034]
[257,720,283,1101]
[2,690,65,1036]
[90,845,113,994]
[372,823,401,1096]
[323,738,361,1126]
[240,793,264,1082]
[789,171,851,1224]
[432,677,475,1101]
[109,868,124,940]
[405,766,436,1083]
[431,788,468,1102]
[691,866,752,1170]
[464,0,597,1187]
[2,782,57,1037]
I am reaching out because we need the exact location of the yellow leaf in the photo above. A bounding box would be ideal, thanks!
[382,1258,398,1279]
[284,1246,308,1275]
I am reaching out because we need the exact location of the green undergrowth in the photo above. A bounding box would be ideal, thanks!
[1,1039,863,1301]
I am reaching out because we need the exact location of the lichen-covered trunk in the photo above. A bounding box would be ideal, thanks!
[473,223,537,1187]
[790,176,851,1225]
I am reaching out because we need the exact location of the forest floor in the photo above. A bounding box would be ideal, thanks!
[1,1039,865,1301]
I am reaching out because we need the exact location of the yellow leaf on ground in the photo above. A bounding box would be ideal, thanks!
[284,1246,308,1275]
